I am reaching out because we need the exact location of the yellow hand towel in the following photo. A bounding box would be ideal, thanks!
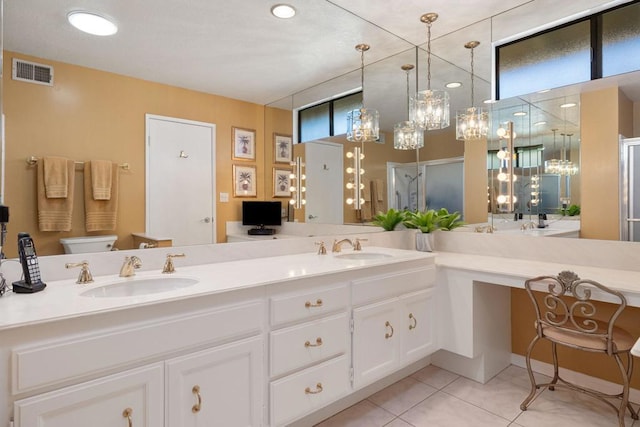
[375,179,385,202]
[38,160,75,231]
[84,162,119,231]
[43,156,69,198]
[91,160,113,200]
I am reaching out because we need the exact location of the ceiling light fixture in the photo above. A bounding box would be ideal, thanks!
[455,40,488,141]
[394,64,424,151]
[411,13,450,131]
[346,43,379,143]
[513,111,527,117]
[560,102,577,108]
[445,82,462,88]
[67,11,118,36]
[271,4,296,19]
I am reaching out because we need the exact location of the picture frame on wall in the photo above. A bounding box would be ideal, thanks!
[273,168,292,198]
[233,164,257,197]
[274,133,293,163]
[232,127,256,161]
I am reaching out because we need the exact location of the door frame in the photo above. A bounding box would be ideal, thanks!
[145,114,216,243]
[619,135,640,241]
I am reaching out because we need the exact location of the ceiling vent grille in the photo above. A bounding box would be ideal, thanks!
[12,58,54,86]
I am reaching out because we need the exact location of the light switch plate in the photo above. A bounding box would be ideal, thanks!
[219,192,229,202]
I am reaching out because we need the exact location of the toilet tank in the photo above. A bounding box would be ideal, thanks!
[60,235,117,254]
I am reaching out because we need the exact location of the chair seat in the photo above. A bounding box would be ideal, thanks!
[540,318,634,352]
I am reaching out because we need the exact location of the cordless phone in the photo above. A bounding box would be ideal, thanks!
[13,232,46,293]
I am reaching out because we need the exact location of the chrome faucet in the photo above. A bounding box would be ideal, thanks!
[332,238,353,253]
[119,255,142,277]
[66,261,93,284]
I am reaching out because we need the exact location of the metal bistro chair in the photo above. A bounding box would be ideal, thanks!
[520,270,639,427]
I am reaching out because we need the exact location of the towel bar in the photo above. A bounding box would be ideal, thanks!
[26,156,130,171]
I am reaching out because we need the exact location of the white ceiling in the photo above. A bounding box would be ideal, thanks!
[3,0,637,135]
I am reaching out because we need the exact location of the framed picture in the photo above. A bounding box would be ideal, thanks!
[274,133,293,163]
[232,127,256,161]
[233,164,257,197]
[273,168,292,198]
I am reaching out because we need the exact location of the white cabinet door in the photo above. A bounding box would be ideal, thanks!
[14,363,164,427]
[400,288,437,363]
[166,336,264,427]
[352,298,400,388]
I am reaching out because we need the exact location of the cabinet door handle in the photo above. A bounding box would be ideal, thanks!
[122,408,133,427]
[385,321,394,339]
[305,337,323,347]
[305,382,323,394]
[409,313,417,330]
[305,298,323,308]
[192,385,202,413]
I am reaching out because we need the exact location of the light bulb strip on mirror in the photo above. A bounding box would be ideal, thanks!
[345,146,365,209]
[495,121,516,211]
[289,156,305,209]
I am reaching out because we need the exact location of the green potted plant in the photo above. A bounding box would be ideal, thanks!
[403,209,440,251]
[436,208,465,231]
[371,208,406,231]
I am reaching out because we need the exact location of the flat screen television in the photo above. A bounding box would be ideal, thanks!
[242,201,282,235]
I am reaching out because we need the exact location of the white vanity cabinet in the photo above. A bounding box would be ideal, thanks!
[268,282,351,426]
[14,363,164,427]
[352,267,436,389]
[165,336,264,427]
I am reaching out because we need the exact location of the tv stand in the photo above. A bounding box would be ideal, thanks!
[248,227,276,236]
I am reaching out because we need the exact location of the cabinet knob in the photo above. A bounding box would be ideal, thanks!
[305,382,323,394]
[305,298,323,308]
[192,385,202,413]
[409,313,418,330]
[385,321,394,339]
[305,337,323,347]
[122,407,133,427]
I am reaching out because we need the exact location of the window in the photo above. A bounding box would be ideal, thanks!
[298,92,361,143]
[602,1,640,77]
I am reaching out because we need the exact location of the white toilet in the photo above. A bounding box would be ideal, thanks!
[60,235,117,254]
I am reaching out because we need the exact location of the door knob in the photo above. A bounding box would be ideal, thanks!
[203,217,212,223]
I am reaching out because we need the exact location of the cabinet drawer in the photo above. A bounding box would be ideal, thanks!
[270,283,348,326]
[14,363,164,427]
[270,313,349,377]
[270,355,350,427]
[352,266,435,306]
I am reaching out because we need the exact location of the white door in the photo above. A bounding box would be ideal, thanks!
[166,336,263,427]
[400,288,437,363]
[304,141,343,224]
[146,115,216,246]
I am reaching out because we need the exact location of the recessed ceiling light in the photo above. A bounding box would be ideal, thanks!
[560,102,577,108]
[534,121,547,126]
[513,111,527,116]
[68,11,117,36]
[271,4,296,19]
[537,89,551,93]
[445,82,462,89]
[483,99,497,104]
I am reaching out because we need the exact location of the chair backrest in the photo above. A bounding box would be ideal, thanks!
[524,270,627,355]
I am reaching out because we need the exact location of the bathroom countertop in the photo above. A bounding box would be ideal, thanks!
[0,247,434,331]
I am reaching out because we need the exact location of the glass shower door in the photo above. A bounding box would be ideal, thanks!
[620,136,640,241]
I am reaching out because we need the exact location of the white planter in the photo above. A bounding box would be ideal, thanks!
[415,232,435,252]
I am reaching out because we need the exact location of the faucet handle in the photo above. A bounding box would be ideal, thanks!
[354,238,368,251]
[331,239,341,253]
[163,253,186,274]
[315,241,327,255]
[65,261,93,285]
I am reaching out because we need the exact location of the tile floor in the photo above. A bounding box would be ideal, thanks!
[314,365,639,427]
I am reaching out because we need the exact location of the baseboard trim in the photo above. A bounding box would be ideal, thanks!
[510,353,640,404]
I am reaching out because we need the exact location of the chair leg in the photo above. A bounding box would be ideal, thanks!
[549,341,559,391]
[624,353,639,420]
[614,353,631,427]
[520,335,540,411]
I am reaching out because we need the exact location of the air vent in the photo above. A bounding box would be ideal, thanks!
[12,58,54,86]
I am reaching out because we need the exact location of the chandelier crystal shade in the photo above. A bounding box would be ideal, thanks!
[394,64,424,150]
[456,41,489,141]
[346,44,380,143]
[411,13,450,131]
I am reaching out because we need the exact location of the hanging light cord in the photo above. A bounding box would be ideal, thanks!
[426,21,432,91]
[359,47,365,108]
[469,46,475,107]
[405,68,411,119]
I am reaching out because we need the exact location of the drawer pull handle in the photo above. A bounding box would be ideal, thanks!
[123,408,133,427]
[409,313,417,330]
[385,321,394,339]
[305,337,323,347]
[305,299,323,308]
[305,382,323,394]
[192,385,202,413]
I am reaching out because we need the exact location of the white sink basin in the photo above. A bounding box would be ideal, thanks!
[81,276,199,298]
[335,252,393,260]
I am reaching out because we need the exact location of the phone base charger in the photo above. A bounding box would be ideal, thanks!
[12,280,46,293]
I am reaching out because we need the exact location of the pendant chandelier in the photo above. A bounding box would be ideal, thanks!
[394,64,424,150]
[456,41,489,141]
[411,13,450,131]
[558,133,578,176]
[544,129,560,174]
[346,44,379,143]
